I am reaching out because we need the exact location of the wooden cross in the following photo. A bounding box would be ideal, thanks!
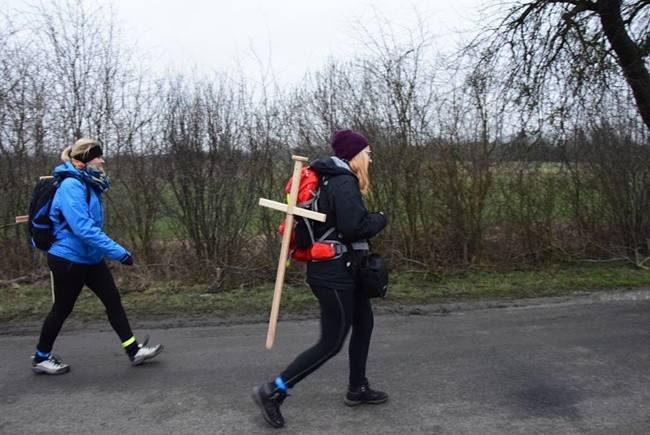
[15,175,55,302]
[258,155,326,349]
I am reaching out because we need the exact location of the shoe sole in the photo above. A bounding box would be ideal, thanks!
[251,386,284,428]
[32,365,70,375]
[131,345,164,366]
[344,396,388,406]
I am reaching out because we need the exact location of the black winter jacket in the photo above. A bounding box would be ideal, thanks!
[306,156,387,290]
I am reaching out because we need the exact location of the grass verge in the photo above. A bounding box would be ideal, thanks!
[1,262,649,324]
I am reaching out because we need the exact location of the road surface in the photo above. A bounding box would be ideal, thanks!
[1,289,649,434]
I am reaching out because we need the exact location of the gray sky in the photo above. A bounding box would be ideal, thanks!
[116,0,483,84]
[4,0,485,86]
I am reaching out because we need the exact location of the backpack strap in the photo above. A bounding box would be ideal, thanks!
[316,227,336,242]
[349,241,370,250]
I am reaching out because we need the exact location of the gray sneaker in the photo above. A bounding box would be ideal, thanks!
[130,337,163,366]
[32,355,70,375]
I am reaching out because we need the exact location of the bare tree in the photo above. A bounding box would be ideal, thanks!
[107,77,166,265]
[563,121,650,267]
[30,0,126,143]
[0,8,53,275]
[161,74,261,287]
[470,0,650,133]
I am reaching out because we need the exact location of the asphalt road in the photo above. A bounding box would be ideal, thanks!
[1,290,649,435]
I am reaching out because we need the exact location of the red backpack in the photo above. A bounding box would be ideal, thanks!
[278,166,341,262]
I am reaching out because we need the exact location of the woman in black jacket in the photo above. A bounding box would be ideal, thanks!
[252,129,388,428]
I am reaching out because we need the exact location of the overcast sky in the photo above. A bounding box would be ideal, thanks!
[5,0,486,86]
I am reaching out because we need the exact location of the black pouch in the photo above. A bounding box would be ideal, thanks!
[358,253,389,298]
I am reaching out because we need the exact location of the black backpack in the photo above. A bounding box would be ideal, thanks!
[28,175,89,251]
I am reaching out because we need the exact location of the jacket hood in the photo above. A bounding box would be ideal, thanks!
[310,156,356,178]
[53,161,83,178]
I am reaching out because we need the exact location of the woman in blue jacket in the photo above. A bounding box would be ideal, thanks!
[31,138,163,375]
[253,130,388,427]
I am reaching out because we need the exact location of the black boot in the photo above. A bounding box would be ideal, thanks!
[252,383,288,428]
[344,382,388,406]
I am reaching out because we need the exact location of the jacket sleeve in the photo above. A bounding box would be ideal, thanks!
[57,178,130,261]
[330,176,387,241]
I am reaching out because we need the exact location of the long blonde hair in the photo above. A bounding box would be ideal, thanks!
[349,147,371,196]
[61,138,99,162]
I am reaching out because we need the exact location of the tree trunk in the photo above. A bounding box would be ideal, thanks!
[597,0,650,132]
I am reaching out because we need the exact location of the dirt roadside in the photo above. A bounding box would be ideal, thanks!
[2,285,649,336]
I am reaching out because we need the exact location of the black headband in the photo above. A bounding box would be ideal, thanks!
[73,145,103,163]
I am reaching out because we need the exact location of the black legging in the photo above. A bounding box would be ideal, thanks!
[37,254,134,353]
[279,286,374,389]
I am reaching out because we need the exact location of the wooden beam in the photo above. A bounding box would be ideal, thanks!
[258,198,327,222]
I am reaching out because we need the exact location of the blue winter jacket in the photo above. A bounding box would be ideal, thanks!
[47,161,130,265]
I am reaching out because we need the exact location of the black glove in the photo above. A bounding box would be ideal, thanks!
[120,253,134,266]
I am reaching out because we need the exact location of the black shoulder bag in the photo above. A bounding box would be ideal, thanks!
[358,251,389,299]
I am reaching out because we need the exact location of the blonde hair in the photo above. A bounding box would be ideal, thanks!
[349,147,371,196]
[61,138,99,162]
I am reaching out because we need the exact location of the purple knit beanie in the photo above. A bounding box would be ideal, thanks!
[331,129,369,161]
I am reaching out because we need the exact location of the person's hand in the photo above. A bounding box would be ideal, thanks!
[120,253,134,266]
